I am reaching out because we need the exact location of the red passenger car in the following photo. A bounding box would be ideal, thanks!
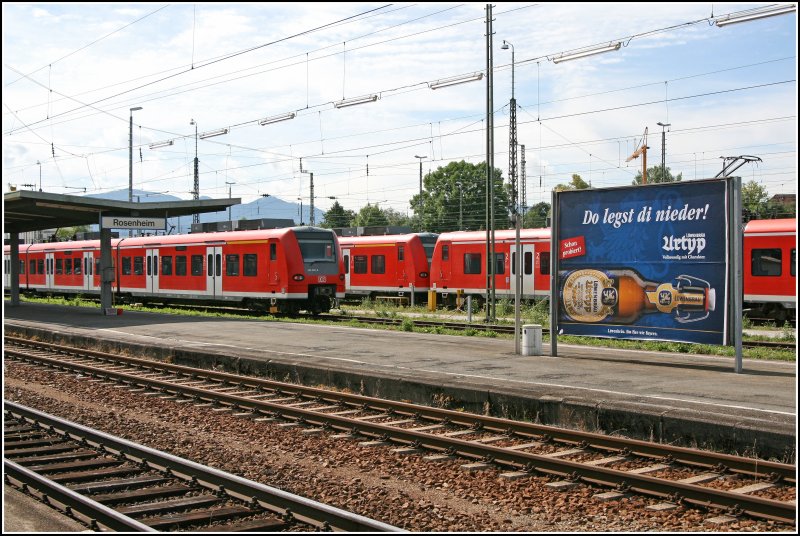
[338,233,437,302]
[743,218,796,322]
[429,228,551,304]
[4,226,344,314]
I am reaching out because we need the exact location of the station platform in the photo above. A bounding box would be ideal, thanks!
[3,302,797,462]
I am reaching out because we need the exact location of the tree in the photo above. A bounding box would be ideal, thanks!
[353,203,389,227]
[741,180,770,221]
[409,160,510,233]
[554,174,590,191]
[55,225,90,241]
[382,207,412,228]
[632,165,682,185]
[523,201,551,228]
[321,201,355,228]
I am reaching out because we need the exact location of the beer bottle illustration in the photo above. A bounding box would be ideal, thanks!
[559,268,715,324]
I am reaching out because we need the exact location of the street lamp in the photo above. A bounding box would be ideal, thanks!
[129,107,142,202]
[37,160,41,191]
[656,122,671,181]
[414,155,426,222]
[456,181,463,231]
[190,119,199,224]
[225,181,235,222]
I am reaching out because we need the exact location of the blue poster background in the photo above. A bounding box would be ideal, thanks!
[556,179,728,345]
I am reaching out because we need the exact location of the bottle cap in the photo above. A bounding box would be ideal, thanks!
[706,288,716,312]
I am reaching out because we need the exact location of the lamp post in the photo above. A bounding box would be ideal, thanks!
[456,181,463,230]
[301,169,315,225]
[502,39,522,354]
[190,119,199,224]
[225,181,235,222]
[656,122,671,182]
[37,160,41,191]
[129,107,142,202]
[414,155,426,222]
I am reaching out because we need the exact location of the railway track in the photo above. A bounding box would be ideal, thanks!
[5,335,796,526]
[4,400,401,532]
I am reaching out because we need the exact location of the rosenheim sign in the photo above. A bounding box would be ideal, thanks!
[101,216,166,230]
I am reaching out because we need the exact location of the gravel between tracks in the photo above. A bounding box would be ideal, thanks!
[3,361,790,532]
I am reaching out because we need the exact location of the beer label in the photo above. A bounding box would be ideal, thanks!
[561,269,615,322]
[646,283,706,313]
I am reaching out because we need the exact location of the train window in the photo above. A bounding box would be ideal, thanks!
[65,259,72,275]
[122,257,132,275]
[39,259,46,274]
[540,252,550,275]
[398,246,404,261]
[344,254,349,274]
[524,252,533,275]
[161,256,173,276]
[495,253,505,275]
[29,259,36,274]
[207,254,213,276]
[270,243,277,261]
[752,248,781,277]
[176,255,187,276]
[152,256,158,276]
[442,245,449,261]
[464,253,481,274]
[215,254,222,277]
[791,249,796,277]
[371,255,386,274]
[95,259,100,275]
[73,258,81,275]
[354,255,367,274]
[146,256,151,276]
[226,254,240,276]
[244,254,258,276]
[19,260,25,274]
[192,255,204,276]
[511,252,516,275]
[133,256,144,276]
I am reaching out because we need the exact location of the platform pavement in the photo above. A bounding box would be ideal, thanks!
[3,302,797,461]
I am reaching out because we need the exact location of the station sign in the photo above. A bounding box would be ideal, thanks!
[553,179,730,346]
[101,216,166,230]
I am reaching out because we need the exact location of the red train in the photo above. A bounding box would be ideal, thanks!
[338,233,438,302]
[4,226,344,314]
[743,218,797,322]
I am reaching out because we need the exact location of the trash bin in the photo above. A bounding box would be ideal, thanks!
[522,324,542,356]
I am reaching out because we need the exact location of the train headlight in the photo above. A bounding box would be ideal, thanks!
[339,274,345,281]
[419,272,429,278]
[292,274,305,281]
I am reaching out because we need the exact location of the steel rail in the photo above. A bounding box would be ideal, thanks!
[4,401,404,533]
[6,336,794,481]
[4,459,156,532]
[6,347,795,525]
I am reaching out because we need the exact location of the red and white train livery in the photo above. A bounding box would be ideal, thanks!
[4,226,344,314]
[742,218,796,321]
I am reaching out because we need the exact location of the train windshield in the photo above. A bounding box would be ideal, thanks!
[296,232,337,263]
[418,233,438,265]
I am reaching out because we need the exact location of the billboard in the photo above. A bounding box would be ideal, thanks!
[554,179,729,345]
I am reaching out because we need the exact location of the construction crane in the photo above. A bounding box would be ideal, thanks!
[626,127,648,184]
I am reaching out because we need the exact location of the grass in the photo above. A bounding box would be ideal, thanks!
[13,294,796,361]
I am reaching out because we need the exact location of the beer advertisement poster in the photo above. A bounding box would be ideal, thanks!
[555,179,728,345]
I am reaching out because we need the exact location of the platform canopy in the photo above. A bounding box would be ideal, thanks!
[3,190,240,234]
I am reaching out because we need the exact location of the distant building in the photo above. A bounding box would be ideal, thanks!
[190,218,295,233]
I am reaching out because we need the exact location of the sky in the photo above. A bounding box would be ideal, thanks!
[2,2,797,222]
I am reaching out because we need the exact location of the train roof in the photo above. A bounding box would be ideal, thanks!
[4,226,336,253]
[743,218,797,235]
[337,233,433,245]
[436,228,551,242]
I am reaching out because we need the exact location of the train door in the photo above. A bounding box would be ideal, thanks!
[82,251,95,292]
[145,248,159,294]
[206,246,222,297]
[510,244,536,298]
[342,247,351,290]
[396,244,407,288]
[268,240,280,289]
[439,242,451,286]
[45,252,55,290]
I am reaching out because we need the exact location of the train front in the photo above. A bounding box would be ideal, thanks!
[292,227,344,314]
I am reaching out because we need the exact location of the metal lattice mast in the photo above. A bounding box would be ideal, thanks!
[520,144,526,217]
